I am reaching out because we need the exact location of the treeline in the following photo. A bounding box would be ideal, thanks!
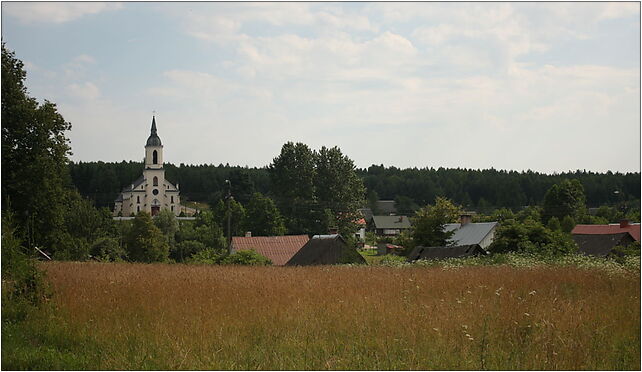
[70,161,640,213]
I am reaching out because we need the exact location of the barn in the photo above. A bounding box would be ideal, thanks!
[285,234,367,266]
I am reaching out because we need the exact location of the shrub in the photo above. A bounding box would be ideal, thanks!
[220,250,272,266]
[174,240,208,262]
[90,237,126,262]
[186,248,223,265]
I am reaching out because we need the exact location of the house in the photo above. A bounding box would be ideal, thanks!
[407,244,488,261]
[371,215,412,236]
[113,116,187,217]
[444,214,498,249]
[572,220,641,241]
[285,234,366,266]
[571,232,636,257]
[230,234,309,266]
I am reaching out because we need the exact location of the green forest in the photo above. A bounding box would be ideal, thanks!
[69,160,640,215]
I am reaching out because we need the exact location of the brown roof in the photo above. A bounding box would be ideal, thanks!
[231,235,309,265]
[572,223,640,241]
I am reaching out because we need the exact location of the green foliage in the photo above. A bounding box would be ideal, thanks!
[2,43,72,250]
[154,209,178,249]
[546,216,561,232]
[243,192,286,236]
[174,240,207,262]
[219,250,272,265]
[126,212,169,263]
[212,198,246,237]
[185,248,223,265]
[1,215,50,321]
[193,211,227,251]
[412,197,462,248]
[542,179,586,223]
[490,218,578,256]
[90,237,126,262]
[560,215,576,233]
[611,241,640,259]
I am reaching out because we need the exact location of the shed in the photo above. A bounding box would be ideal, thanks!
[407,244,488,261]
[572,232,636,257]
[285,234,367,266]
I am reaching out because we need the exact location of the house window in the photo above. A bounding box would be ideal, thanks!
[171,206,174,212]
[137,206,140,212]
[171,196,174,203]
[137,196,140,203]
[153,176,158,186]
[153,150,158,164]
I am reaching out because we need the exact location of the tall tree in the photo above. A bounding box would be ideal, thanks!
[2,44,72,250]
[542,179,586,223]
[243,192,286,236]
[313,146,365,236]
[412,197,463,248]
[126,212,169,263]
[269,142,317,234]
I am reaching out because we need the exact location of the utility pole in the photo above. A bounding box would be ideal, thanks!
[225,179,232,254]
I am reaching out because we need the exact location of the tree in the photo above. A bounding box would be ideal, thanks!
[212,198,246,237]
[412,197,463,248]
[313,146,366,237]
[193,211,227,251]
[126,212,169,262]
[243,192,286,236]
[154,209,179,250]
[91,237,126,262]
[2,44,72,250]
[560,215,576,234]
[220,250,272,265]
[269,142,317,234]
[546,216,561,232]
[490,218,577,256]
[174,240,207,262]
[542,179,586,223]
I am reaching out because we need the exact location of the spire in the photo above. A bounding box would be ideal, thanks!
[146,116,162,147]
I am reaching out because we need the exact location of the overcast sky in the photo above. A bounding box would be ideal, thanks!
[2,2,640,173]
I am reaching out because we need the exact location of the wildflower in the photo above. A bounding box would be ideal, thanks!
[432,328,439,332]
[524,312,530,317]
[462,324,468,329]
[529,290,536,295]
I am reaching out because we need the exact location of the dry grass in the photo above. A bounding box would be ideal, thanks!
[6,262,640,370]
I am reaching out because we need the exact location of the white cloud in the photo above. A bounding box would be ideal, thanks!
[66,82,101,101]
[3,2,123,24]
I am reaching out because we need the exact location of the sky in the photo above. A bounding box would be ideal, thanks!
[2,2,640,173]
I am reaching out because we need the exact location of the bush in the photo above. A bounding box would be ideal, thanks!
[174,240,208,262]
[220,250,272,266]
[186,248,223,265]
[90,237,126,262]
[1,216,50,321]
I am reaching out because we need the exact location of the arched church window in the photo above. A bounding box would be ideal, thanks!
[153,150,158,164]
[171,196,174,203]
[137,196,140,203]
[153,176,158,186]
[153,189,159,195]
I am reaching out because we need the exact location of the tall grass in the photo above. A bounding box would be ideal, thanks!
[3,262,639,370]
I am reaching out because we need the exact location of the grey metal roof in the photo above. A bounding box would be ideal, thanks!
[146,116,162,147]
[373,215,412,229]
[444,222,498,246]
[376,200,397,214]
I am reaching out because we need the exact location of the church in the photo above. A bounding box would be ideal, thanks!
[113,117,184,217]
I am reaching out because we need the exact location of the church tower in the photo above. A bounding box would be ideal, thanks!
[113,116,183,217]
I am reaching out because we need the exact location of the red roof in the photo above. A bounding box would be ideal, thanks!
[231,235,309,265]
[572,224,640,241]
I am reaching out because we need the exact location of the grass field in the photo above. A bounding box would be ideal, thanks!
[3,262,640,370]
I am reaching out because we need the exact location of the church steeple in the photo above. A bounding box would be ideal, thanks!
[146,116,162,147]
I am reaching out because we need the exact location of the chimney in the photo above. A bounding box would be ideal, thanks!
[460,213,473,226]
[398,216,403,222]
[620,219,630,228]
[245,231,252,237]
[329,227,338,235]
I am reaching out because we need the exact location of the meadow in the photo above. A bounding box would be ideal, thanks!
[3,262,640,370]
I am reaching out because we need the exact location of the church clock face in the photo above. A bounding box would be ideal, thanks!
[152,189,159,196]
